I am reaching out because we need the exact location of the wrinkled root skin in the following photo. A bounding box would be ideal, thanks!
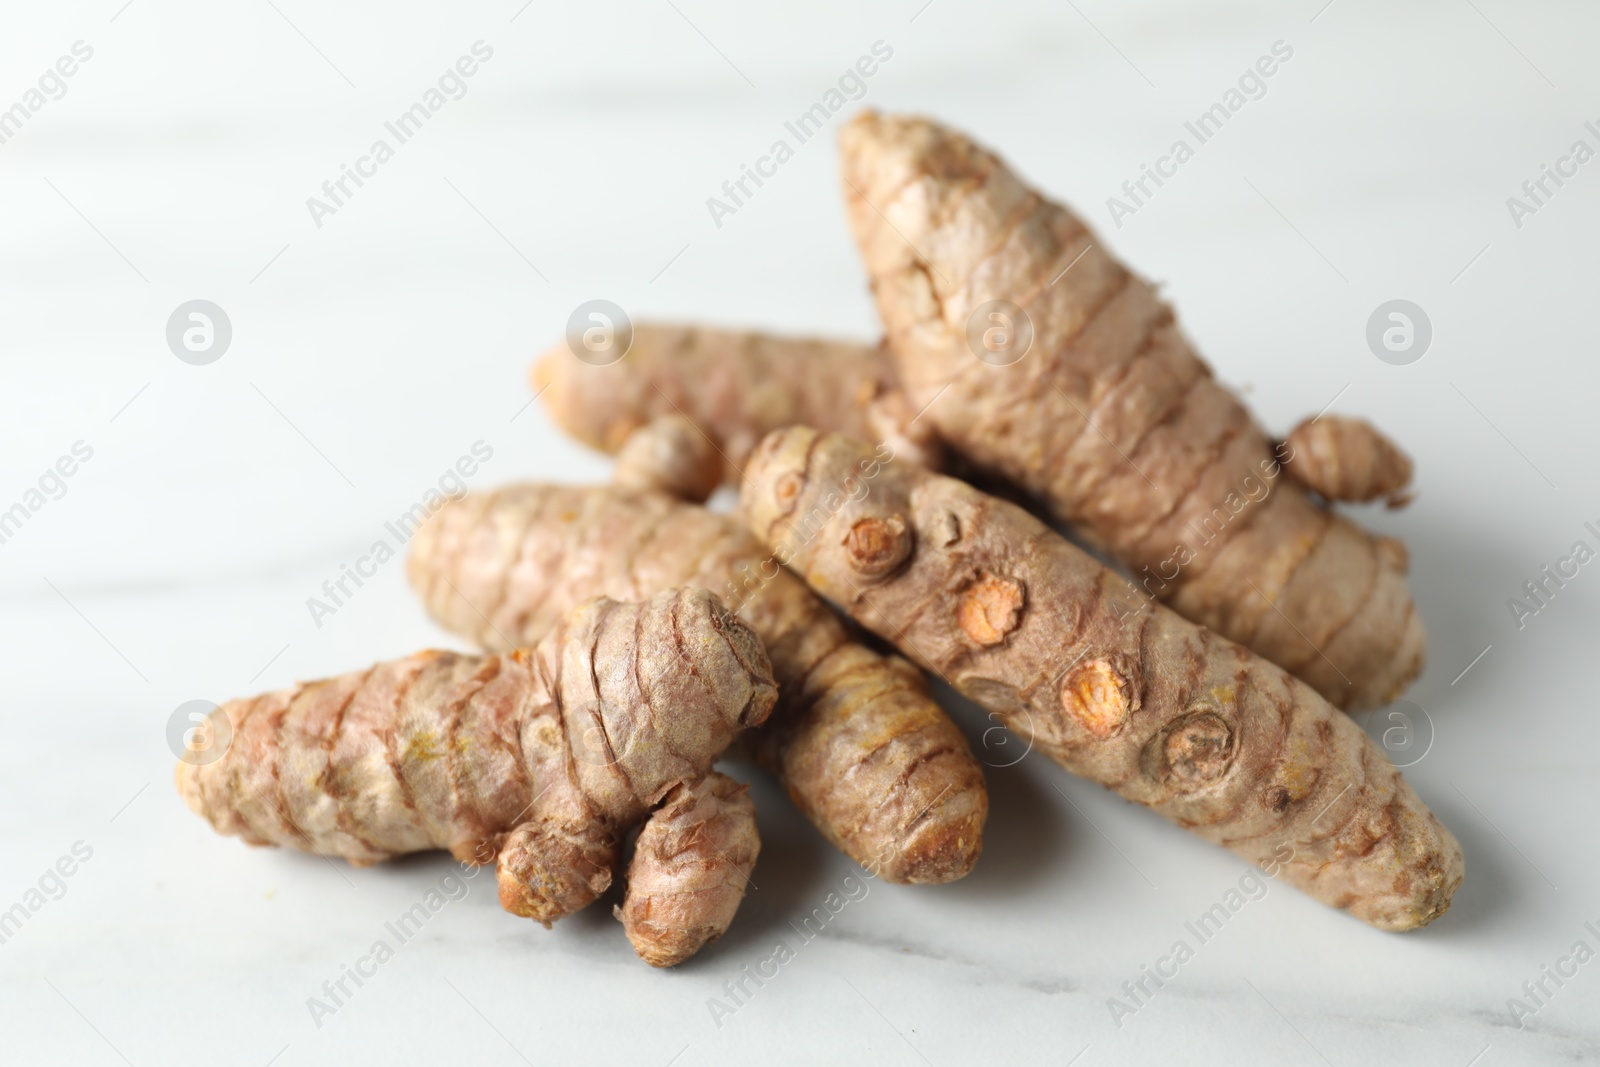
[783,645,986,884]
[838,110,1424,712]
[178,590,777,962]
[406,483,987,885]
[498,819,618,927]
[742,429,1462,931]
[618,772,759,967]
[613,414,724,504]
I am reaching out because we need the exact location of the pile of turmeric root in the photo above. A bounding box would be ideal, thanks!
[178,111,1462,966]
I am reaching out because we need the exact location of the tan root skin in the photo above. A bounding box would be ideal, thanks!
[617,771,758,967]
[838,110,1424,711]
[742,429,1462,932]
[613,414,724,504]
[406,482,987,885]
[1282,415,1415,507]
[177,589,777,964]
[534,322,943,477]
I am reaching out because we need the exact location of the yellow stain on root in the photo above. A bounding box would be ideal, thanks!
[405,732,446,762]
[1275,736,1322,801]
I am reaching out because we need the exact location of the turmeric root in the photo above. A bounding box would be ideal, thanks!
[406,482,988,885]
[534,322,943,477]
[617,771,759,967]
[612,413,724,503]
[838,110,1424,711]
[176,589,777,964]
[742,429,1462,931]
[1281,415,1414,506]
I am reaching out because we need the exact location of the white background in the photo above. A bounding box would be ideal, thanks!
[2,1,1597,1063]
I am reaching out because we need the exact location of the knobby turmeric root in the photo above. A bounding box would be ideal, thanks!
[613,413,725,504]
[1281,415,1415,507]
[406,482,988,885]
[534,322,943,478]
[838,110,1425,711]
[617,772,759,968]
[742,429,1461,931]
[176,589,777,966]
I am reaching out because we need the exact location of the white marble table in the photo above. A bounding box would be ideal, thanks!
[2,1,1596,1063]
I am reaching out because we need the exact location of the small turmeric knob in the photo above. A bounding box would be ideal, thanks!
[616,772,759,967]
[1282,415,1414,505]
[498,819,617,927]
[613,414,724,503]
